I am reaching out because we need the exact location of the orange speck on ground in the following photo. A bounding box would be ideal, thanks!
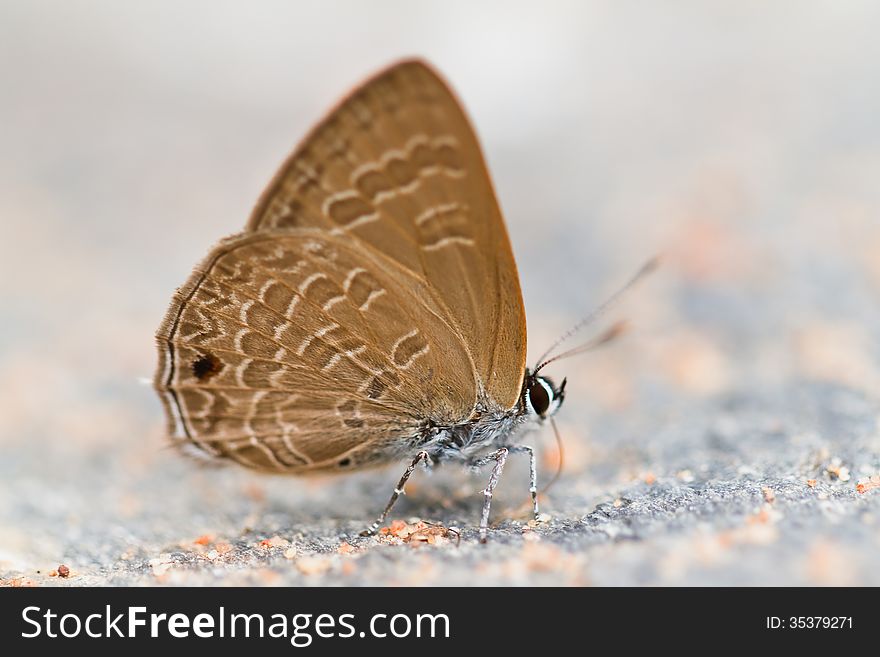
[377,519,456,546]
[747,507,771,525]
[856,476,880,494]
[380,519,409,537]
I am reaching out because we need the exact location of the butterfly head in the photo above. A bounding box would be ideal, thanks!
[523,370,567,420]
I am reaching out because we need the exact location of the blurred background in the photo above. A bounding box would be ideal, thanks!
[2,1,879,585]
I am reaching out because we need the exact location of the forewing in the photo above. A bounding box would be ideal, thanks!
[155,230,477,472]
[247,60,526,408]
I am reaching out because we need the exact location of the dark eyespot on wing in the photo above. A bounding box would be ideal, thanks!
[192,353,223,381]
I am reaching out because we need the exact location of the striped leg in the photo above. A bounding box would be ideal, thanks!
[507,445,539,521]
[360,450,429,537]
[470,447,510,543]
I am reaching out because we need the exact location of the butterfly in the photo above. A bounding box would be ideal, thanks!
[155,59,637,542]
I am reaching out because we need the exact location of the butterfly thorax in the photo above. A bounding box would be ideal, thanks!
[415,401,530,465]
[413,371,566,465]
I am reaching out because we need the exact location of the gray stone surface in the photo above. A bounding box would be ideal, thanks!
[3,382,878,586]
[2,3,880,586]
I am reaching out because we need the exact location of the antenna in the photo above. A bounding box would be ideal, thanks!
[534,320,628,374]
[532,256,660,370]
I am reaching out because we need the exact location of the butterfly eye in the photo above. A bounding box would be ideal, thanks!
[528,379,552,417]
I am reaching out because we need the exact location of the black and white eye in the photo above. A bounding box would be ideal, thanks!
[527,378,552,417]
[525,375,566,418]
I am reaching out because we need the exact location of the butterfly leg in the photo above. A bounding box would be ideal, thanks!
[507,445,540,521]
[360,450,430,537]
[470,447,510,543]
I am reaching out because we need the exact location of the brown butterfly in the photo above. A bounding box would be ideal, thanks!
[155,59,636,542]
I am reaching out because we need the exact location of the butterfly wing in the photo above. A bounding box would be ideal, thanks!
[155,60,527,472]
[156,229,479,471]
[247,59,527,409]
